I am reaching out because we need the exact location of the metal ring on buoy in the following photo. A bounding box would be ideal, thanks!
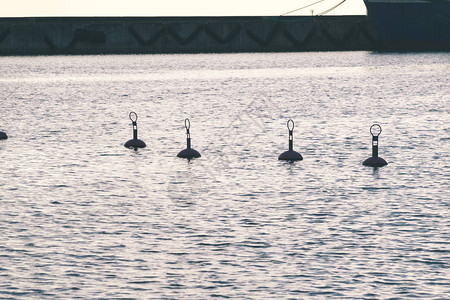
[370,124,382,137]
[129,111,138,122]
[287,119,294,131]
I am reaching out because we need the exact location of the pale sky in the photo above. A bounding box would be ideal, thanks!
[1,0,367,17]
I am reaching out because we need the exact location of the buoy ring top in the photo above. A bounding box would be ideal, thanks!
[287,119,294,131]
[129,112,138,122]
[185,118,190,130]
[370,124,382,136]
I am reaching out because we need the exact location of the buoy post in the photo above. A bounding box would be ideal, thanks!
[288,125,293,151]
[186,120,191,149]
[177,118,201,159]
[372,134,378,158]
[124,112,146,149]
[132,118,138,140]
[362,124,387,167]
[278,119,303,161]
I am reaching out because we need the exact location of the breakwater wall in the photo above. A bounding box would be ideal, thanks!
[0,16,381,55]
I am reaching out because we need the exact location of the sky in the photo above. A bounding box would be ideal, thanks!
[1,0,367,17]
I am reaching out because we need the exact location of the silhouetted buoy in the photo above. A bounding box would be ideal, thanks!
[0,131,7,140]
[124,112,146,149]
[177,118,201,159]
[278,119,303,161]
[363,124,388,167]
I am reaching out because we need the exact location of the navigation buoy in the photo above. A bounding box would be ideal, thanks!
[0,131,7,140]
[362,124,388,167]
[124,112,146,149]
[177,118,201,159]
[278,119,303,161]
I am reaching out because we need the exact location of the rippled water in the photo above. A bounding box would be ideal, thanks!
[0,52,449,299]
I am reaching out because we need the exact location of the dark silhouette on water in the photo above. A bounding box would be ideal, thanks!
[278,119,303,161]
[124,112,146,149]
[0,131,7,140]
[362,124,388,167]
[177,118,201,159]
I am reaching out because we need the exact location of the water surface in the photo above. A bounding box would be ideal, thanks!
[0,52,449,298]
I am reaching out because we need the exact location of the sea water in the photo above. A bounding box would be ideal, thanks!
[0,52,449,299]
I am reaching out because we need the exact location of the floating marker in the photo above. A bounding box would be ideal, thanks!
[0,131,7,140]
[124,112,146,149]
[362,124,388,167]
[177,118,201,159]
[278,119,303,161]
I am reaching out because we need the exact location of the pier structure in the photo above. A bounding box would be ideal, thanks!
[0,16,381,55]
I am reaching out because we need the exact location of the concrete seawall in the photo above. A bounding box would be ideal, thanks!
[0,16,381,55]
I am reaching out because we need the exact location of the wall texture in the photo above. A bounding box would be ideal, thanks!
[0,16,382,55]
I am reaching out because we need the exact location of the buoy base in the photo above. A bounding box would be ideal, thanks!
[177,148,201,159]
[278,150,303,161]
[363,156,388,167]
[0,132,7,140]
[124,139,146,149]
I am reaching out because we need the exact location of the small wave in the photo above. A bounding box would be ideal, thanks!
[167,283,185,289]
[236,241,271,248]
[410,259,447,266]
[361,186,391,190]
[140,249,160,253]
[210,294,231,298]
[128,280,159,284]
[198,242,232,247]
[53,184,70,188]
